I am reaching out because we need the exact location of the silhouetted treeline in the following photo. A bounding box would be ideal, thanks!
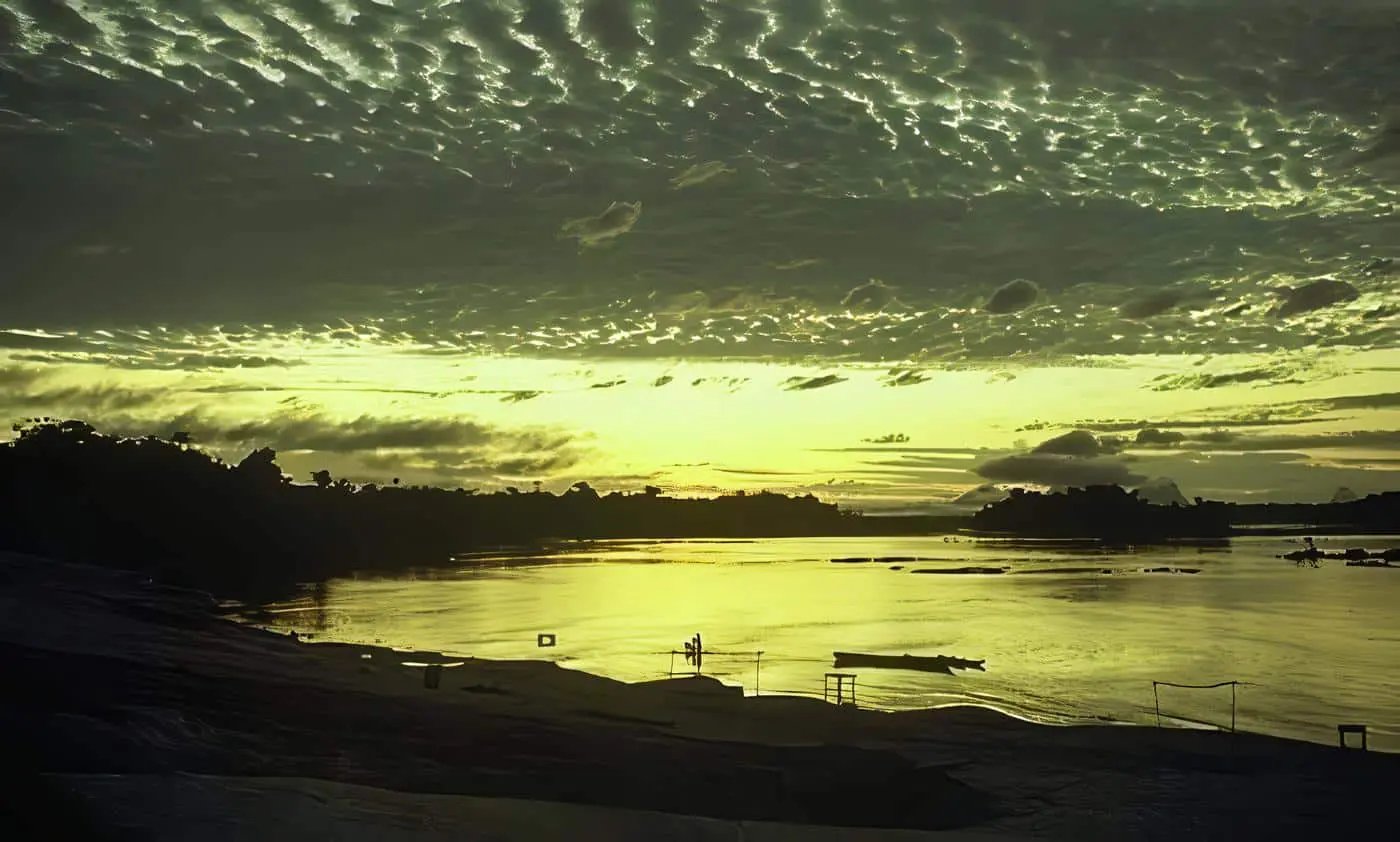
[7,420,1396,597]
[970,485,1400,539]
[0,419,886,598]
[1224,495,1400,532]
[971,485,1232,539]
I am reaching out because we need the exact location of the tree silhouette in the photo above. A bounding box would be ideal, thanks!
[9,417,1389,602]
[235,447,285,487]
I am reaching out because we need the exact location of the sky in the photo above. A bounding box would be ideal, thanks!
[1,0,1398,511]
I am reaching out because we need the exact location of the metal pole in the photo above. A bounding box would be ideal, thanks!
[1231,682,1236,733]
[754,651,762,696]
[1153,681,1161,727]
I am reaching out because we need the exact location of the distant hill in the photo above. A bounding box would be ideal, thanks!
[1136,477,1189,507]
[950,483,1009,509]
[1331,486,1359,503]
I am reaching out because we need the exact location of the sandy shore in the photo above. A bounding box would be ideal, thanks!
[3,553,1397,841]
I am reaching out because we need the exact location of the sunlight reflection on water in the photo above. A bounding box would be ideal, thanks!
[261,535,1400,750]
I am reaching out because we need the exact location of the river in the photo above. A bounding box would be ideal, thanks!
[258,535,1400,751]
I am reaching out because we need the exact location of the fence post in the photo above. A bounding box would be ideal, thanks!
[1151,679,1240,732]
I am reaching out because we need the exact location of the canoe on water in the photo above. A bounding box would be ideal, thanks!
[832,652,986,675]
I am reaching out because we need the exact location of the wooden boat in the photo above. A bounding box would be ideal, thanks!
[832,652,986,675]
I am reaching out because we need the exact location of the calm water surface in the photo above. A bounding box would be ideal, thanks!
[261,536,1400,750]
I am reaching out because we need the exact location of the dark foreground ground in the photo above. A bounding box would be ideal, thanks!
[2,552,1397,841]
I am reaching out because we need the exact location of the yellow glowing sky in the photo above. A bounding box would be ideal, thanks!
[5,335,1398,509]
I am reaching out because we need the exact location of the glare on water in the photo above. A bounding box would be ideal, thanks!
[262,535,1400,751]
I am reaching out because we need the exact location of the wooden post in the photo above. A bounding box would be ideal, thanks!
[1338,724,1368,750]
[1230,682,1237,733]
[825,672,857,706]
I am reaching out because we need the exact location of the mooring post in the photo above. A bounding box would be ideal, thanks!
[1231,682,1237,733]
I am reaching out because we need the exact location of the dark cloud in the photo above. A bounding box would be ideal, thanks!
[1328,456,1400,467]
[983,279,1040,314]
[783,374,846,391]
[1135,428,1187,445]
[1032,430,1124,457]
[0,338,302,370]
[714,467,804,477]
[356,445,585,482]
[815,446,981,457]
[862,433,911,445]
[1051,414,1327,434]
[841,279,896,312]
[590,379,626,389]
[1131,429,1400,453]
[0,366,43,390]
[191,384,461,398]
[1148,367,1293,391]
[483,452,584,477]
[1118,290,1186,319]
[0,371,164,414]
[975,454,1147,487]
[0,332,96,353]
[158,354,303,371]
[81,412,579,461]
[882,370,929,387]
[1274,279,1360,318]
[1316,392,1400,411]
[973,428,1143,487]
